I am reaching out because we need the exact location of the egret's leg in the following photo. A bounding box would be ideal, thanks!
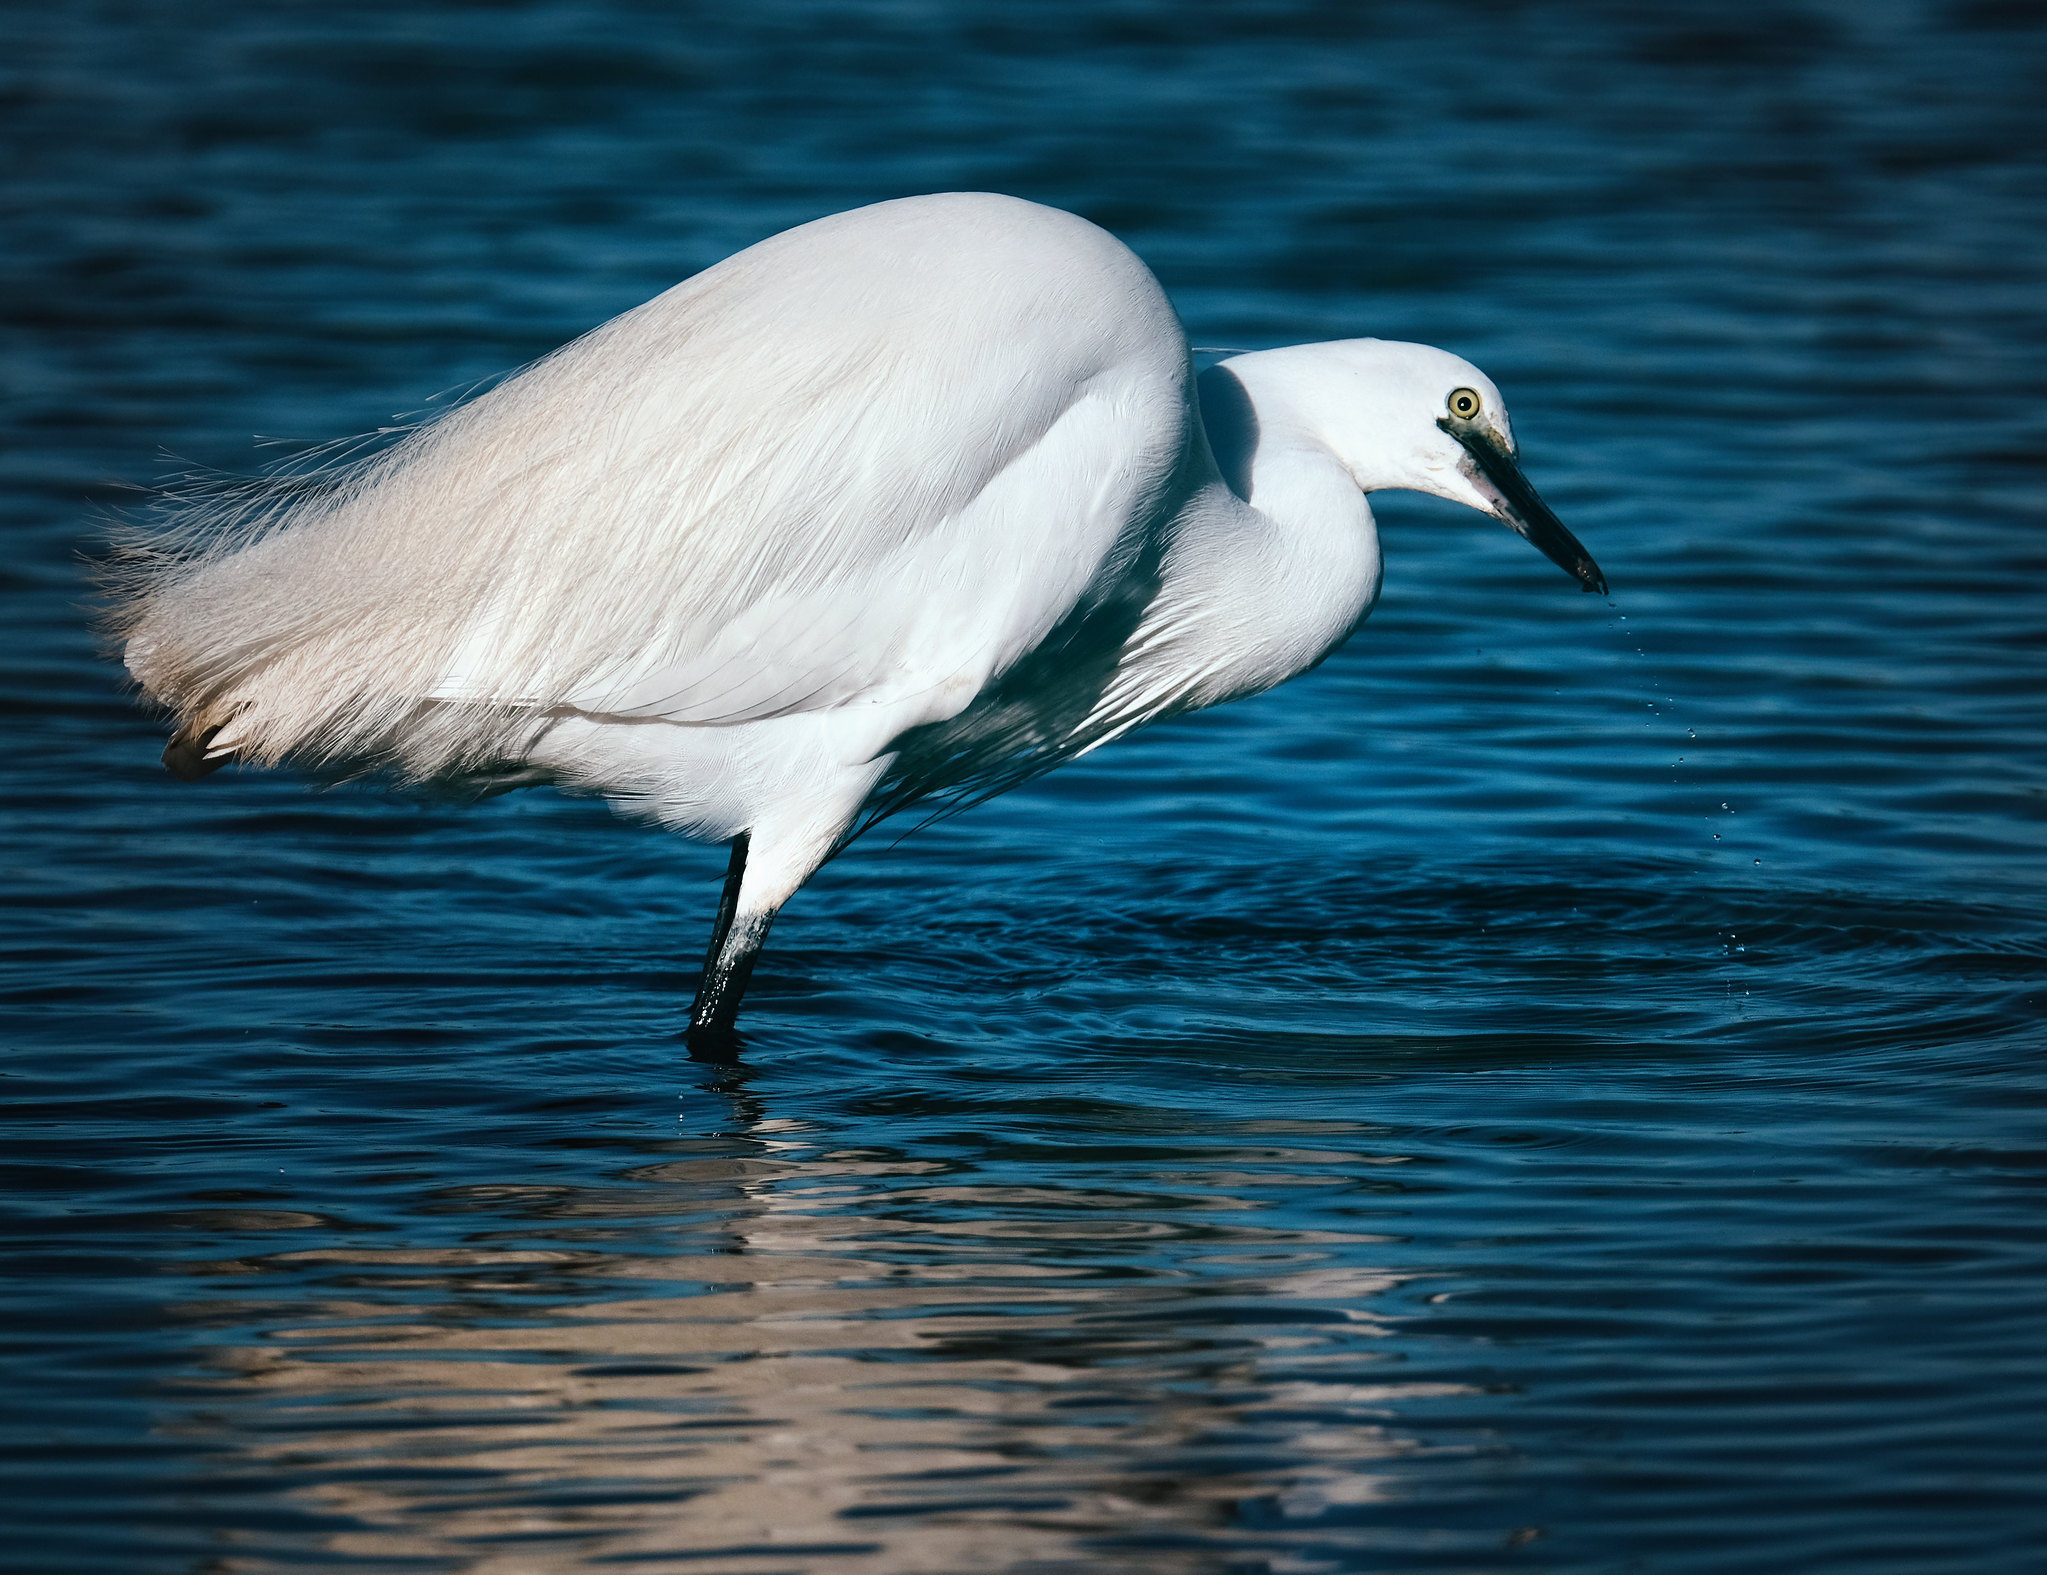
[691,912,775,1039]
[690,834,767,1036]
[700,833,750,976]
[682,772,884,1042]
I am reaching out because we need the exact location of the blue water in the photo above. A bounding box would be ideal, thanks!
[5,3,2046,1571]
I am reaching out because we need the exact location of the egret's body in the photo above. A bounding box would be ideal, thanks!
[118,193,1603,1035]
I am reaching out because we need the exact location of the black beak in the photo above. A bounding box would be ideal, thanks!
[1437,416,1606,595]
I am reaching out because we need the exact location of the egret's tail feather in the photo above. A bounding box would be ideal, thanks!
[103,408,585,784]
[161,722,226,782]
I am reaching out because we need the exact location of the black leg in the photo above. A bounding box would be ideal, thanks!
[691,912,773,1036]
[701,832,749,975]
[689,833,772,1045]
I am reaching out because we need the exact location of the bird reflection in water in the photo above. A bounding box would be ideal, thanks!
[166,1070,1483,1572]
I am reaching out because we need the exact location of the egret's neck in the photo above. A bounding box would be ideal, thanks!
[1132,366,1383,710]
[1199,357,1380,528]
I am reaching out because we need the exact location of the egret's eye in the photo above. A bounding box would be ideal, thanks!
[1447,387,1483,421]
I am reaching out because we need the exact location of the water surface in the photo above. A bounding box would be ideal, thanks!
[4,2,2045,1571]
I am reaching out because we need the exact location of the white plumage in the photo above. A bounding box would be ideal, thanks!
[116,192,1603,1035]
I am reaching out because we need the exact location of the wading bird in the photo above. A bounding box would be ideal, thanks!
[117,193,1604,1039]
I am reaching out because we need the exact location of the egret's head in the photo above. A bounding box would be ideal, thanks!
[1209,339,1606,594]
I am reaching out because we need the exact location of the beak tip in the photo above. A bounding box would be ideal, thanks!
[1458,426,1605,602]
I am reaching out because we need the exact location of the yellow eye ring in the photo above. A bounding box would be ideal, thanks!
[1447,387,1482,421]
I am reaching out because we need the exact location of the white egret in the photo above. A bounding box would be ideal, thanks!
[116,192,1604,1038]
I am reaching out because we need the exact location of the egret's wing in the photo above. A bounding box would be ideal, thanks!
[534,375,1179,727]
[125,195,1192,778]
[425,357,1182,730]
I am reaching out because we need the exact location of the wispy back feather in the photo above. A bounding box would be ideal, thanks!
[111,193,1190,785]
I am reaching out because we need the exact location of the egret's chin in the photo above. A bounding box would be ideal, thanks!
[1437,416,1606,594]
